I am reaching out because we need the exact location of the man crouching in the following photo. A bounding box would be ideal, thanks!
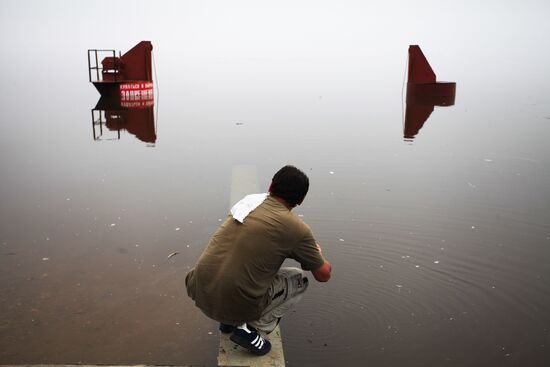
[185,165,332,356]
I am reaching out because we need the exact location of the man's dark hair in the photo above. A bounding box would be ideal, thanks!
[270,165,309,207]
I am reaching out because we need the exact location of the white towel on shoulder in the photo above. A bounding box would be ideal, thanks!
[230,193,268,223]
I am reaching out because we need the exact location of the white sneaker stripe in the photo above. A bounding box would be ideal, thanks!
[252,335,259,345]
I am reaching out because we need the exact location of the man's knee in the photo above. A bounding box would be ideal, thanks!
[278,267,309,296]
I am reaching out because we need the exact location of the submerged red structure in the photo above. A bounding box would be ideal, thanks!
[404,45,456,140]
[88,41,156,144]
[88,41,154,102]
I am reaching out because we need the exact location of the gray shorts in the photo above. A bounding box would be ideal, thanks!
[249,267,309,334]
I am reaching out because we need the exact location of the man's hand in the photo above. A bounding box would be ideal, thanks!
[312,261,332,282]
[312,243,331,282]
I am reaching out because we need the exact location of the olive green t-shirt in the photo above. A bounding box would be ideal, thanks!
[185,195,325,324]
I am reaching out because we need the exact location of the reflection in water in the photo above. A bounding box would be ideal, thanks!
[404,45,456,141]
[88,41,156,144]
[91,97,156,143]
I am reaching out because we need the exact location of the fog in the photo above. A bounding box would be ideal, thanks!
[1,0,549,90]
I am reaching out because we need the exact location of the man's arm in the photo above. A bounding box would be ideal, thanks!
[311,243,332,282]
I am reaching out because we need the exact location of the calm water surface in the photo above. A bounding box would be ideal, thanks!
[1,1,550,366]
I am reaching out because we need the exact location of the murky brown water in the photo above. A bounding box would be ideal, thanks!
[1,2,550,366]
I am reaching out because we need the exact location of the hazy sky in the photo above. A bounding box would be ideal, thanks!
[1,0,549,95]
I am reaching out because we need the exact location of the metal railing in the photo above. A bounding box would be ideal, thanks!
[91,109,121,141]
[87,49,119,83]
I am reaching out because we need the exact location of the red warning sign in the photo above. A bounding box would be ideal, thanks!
[119,82,154,102]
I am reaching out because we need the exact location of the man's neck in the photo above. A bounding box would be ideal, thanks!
[270,194,293,211]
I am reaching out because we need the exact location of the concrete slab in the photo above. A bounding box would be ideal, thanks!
[218,326,285,367]
[230,165,260,207]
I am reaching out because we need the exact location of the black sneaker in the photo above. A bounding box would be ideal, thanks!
[230,325,271,356]
[219,323,235,334]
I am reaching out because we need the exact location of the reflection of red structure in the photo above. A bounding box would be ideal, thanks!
[404,45,456,140]
[88,41,154,101]
[92,97,156,144]
[404,104,436,140]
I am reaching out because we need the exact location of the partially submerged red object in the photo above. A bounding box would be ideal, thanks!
[88,41,156,143]
[404,45,456,140]
[88,41,154,103]
[406,45,456,105]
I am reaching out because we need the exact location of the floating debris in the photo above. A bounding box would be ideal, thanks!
[235,122,244,126]
[434,260,440,264]
[329,171,335,175]
[175,227,181,231]
[110,223,116,227]
[483,158,493,162]
[42,257,50,261]
[339,238,345,242]
[167,252,179,259]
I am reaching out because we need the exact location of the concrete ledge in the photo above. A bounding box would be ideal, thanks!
[230,165,260,207]
[218,326,285,367]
